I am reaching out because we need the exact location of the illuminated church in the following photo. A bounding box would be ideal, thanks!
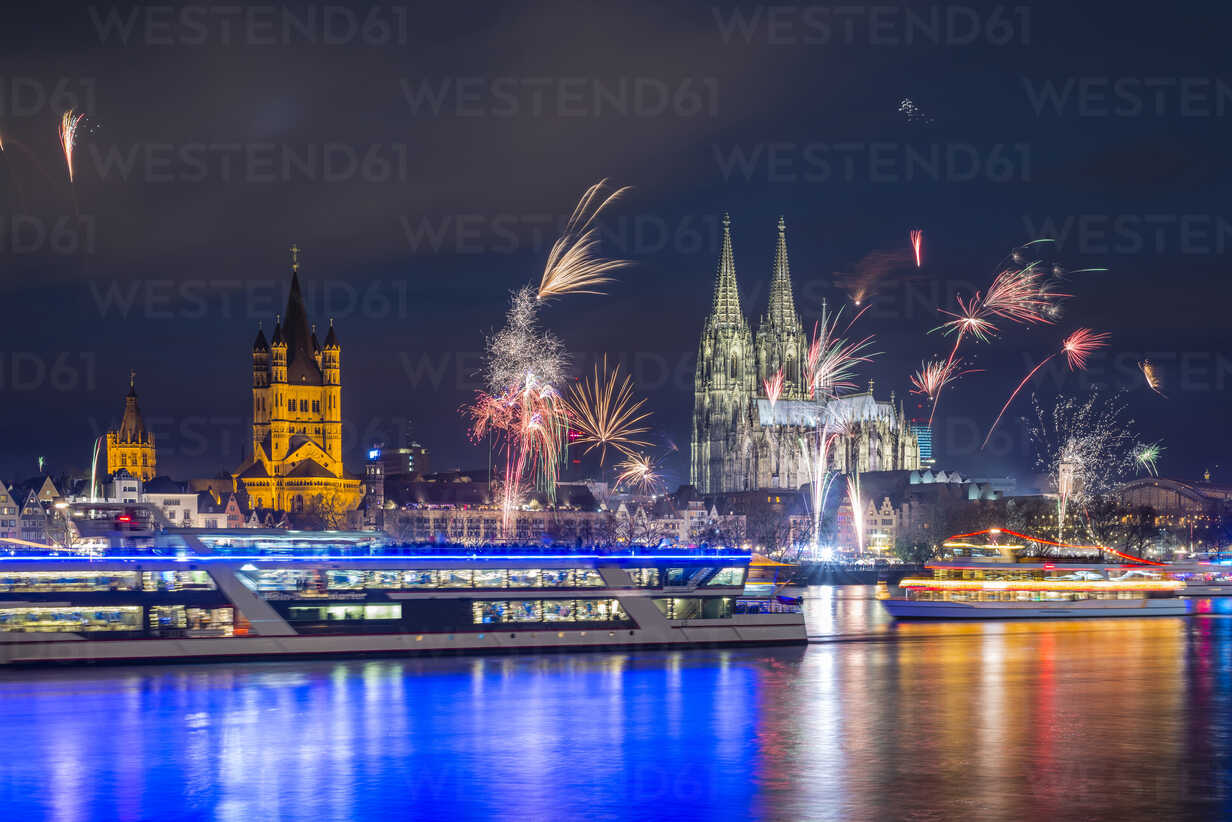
[690,216,920,494]
[106,372,157,482]
[232,248,362,513]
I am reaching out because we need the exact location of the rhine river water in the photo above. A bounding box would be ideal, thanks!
[3,587,1232,821]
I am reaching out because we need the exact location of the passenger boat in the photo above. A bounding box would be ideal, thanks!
[881,528,1189,620]
[0,506,806,665]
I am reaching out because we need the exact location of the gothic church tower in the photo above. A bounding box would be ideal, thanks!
[690,214,755,494]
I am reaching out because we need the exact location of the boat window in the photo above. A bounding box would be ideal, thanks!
[326,571,365,590]
[438,570,473,588]
[402,571,436,588]
[0,606,142,632]
[542,601,575,621]
[507,570,542,588]
[664,568,690,586]
[287,604,402,621]
[471,599,626,624]
[573,570,604,588]
[540,569,573,587]
[142,571,217,591]
[626,568,660,587]
[472,569,506,589]
[705,567,745,587]
[0,572,141,592]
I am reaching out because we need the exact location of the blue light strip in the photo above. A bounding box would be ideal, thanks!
[0,554,751,563]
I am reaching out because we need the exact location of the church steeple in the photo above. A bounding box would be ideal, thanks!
[118,371,146,441]
[763,216,799,329]
[106,371,156,481]
[709,213,745,328]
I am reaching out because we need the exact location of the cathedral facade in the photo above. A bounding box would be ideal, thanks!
[690,217,920,495]
[232,251,362,514]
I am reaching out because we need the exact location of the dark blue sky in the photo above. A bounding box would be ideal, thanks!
[1,0,1228,487]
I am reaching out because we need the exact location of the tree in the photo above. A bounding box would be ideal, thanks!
[893,536,935,564]
[1080,495,1160,558]
[303,489,349,530]
[746,506,796,560]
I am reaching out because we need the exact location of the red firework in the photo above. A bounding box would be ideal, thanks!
[982,329,1110,449]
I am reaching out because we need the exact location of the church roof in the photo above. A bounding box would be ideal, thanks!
[285,459,337,479]
[252,326,269,352]
[323,320,339,349]
[237,461,270,479]
[283,270,324,386]
[114,373,149,443]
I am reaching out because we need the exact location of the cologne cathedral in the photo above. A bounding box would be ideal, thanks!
[690,216,920,495]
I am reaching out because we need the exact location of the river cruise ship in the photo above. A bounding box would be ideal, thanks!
[881,528,1189,619]
[0,506,805,665]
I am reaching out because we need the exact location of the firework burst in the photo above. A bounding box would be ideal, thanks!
[1139,359,1166,397]
[59,110,85,182]
[1029,390,1141,541]
[909,357,978,401]
[763,368,784,409]
[1135,442,1163,477]
[565,356,652,464]
[615,452,665,495]
[538,179,631,301]
[484,285,567,393]
[930,243,1080,423]
[799,427,841,558]
[469,375,570,534]
[983,329,1110,449]
[909,229,923,268]
[805,301,878,399]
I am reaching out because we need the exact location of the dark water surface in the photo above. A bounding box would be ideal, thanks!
[3,587,1231,821]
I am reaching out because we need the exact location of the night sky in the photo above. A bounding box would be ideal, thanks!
[1,0,1228,488]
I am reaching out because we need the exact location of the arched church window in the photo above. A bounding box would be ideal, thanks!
[730,356,738,379]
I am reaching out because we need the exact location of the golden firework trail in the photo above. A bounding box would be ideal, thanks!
[565,356,652,465]
[59,110,85,182]
[538,179,631,300]
[615,452,665,495]
[1139,359,1166,397]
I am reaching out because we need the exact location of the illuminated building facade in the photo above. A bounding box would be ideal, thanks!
[691,216,919,494]
[106,373,157,482]
[232,248,362,514]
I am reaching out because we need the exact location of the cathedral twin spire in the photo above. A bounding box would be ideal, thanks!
[762,216,801,333]
[710,213,745,328]
[707,214,801,334]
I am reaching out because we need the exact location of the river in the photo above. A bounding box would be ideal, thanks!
[2,586,1230,821]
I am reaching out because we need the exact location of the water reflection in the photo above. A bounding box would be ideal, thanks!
[2,590,1231,821]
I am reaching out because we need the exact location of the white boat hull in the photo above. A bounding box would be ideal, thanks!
[881,598,1191,620]
[0,615,807,666]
